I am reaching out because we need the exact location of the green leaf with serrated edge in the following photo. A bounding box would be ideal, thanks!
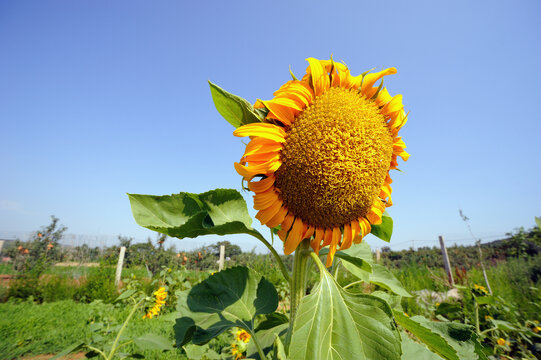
[272,335,288,360]
[247,312,289,358]
[490,319,519,331]
[370,212,393,242]
[474,295,494,305]
[134,333,174,351]
[209,81,266,128]
[339,240,374,264]
[401,333,444,360]
[49,341,85,360]
[128,189,264,240]
[410,315,487,360]
[289,257,401,360]
[115,289,136,302]
[394,312,459,360]
[471,333,489,360]
[370,264,412,297]
[435,302,462,316]
[247,322,288,359]
[174,267,278,347]
[255,312,289,331]
[319,247,372,273]
[372,290,403,310]
[184,344,220,360]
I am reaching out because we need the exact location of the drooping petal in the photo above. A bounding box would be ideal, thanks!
[325,227,342,267]
[248,175,275,193]
[284,218,306,255]
[340,223,353,250]
[253,189,279,210]
[361,67,397,94]
[266,207,288,228]
[311,228,325,253]
[255,199,283,224]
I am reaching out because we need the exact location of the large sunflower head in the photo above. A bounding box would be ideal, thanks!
[233,58,409,266]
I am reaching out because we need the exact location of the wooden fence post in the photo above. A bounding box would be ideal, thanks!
[438,236,454,286]
[376,248,381,263]
[115,246,126,287]
[218,245,225,271]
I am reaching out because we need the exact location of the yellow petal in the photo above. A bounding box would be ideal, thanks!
[306,57,329,96]
[253,189,279,210]
[281,213,295,232]
[247,175,275,193]
[361,68,397,94]
[234,158,281,180]
[325,227,341,267]
[233,123,286,142]
[266,207,288,228]
[261,100,296,126]
[381,94,403,116]
[255,199,283,225]
[340,223,353,250]
[311,227,325,253]
[352,219,363,244]
[284,218,306,255]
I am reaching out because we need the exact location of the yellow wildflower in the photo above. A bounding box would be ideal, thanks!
[235,329,251,343]
[143,287,167,319]
[497,338,506,346]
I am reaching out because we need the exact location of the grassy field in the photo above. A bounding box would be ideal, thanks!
[0,299,231,359]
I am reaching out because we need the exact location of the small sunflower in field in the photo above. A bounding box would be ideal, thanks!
[473,284,489,296]
[142,287,167,319]
[235,329,251,343]
[230,328,250,359]
[234,57,408,266]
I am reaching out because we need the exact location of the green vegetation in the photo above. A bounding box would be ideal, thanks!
[1,218,540,359]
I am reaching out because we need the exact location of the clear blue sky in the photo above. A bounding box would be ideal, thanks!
[1,0,540,252]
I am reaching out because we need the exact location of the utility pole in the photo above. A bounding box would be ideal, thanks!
[439,236,454,286]
[476,240,493,295]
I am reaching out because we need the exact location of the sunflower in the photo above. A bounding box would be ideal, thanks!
[234,58,409,266]
[143,287,167,319]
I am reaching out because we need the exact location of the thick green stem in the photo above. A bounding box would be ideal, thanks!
[474,300,480,335]
[285,239,310,349]
[108,297,145,359]
[248,329,267,360]
[249,230,291,283]
[85,345,108,360]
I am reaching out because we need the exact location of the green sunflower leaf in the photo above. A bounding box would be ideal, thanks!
[289,256,402,360]
[370,212,393,242]
[174,266,278,347]
[393,312,458,360]
[209,81,266,128]
[370,263,412,297]
[394,313,487,360]
[330,242,410,297]
[128,189,263,240]
[401,333,444,360]
[248,313,289,359]
[535,216,541,229]
[133,333,174,351]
